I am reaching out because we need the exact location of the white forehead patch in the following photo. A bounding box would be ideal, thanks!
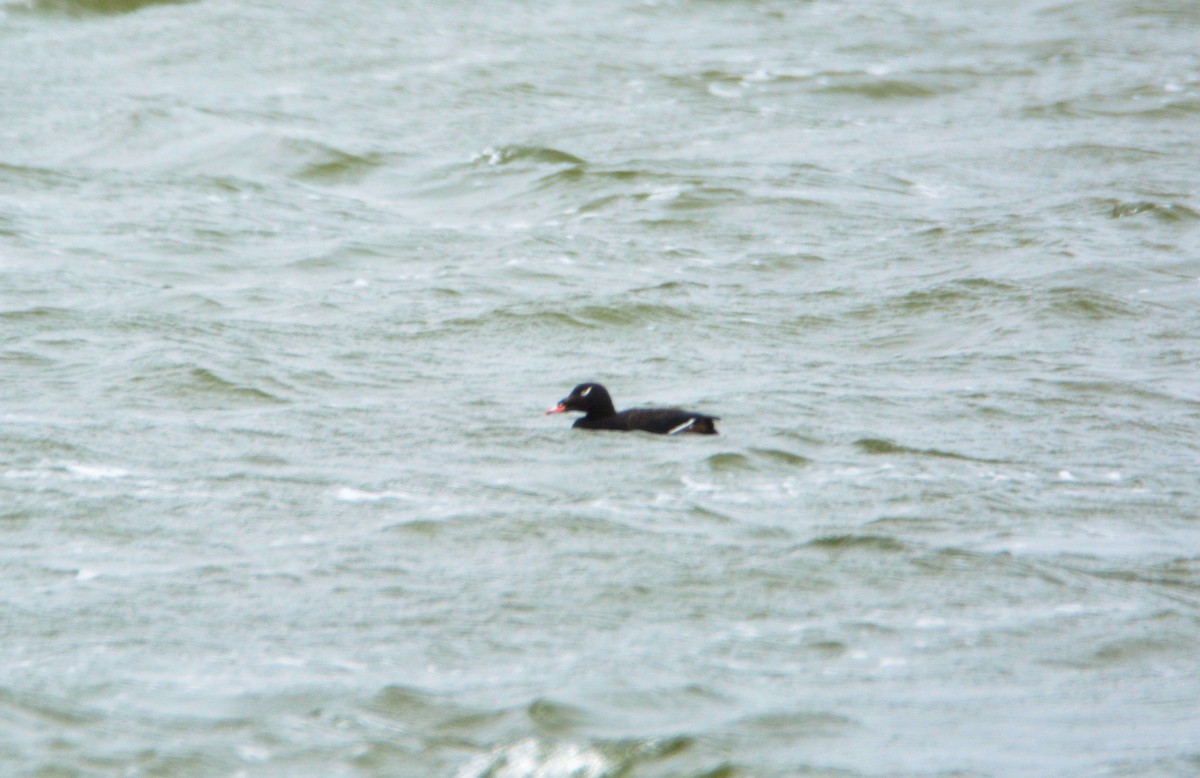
[581,386,592,397]
[668,418,696,435]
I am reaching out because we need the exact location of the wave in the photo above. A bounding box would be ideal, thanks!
[437,299,695,336]
[703,449,811,473]
[854,438,1010,464]
[473,145,587,168]
[362,687,702,778]
[291,146,391,185]
[1041,286,1139,321]
[62,110,394,186]
[1022,90,1199,121]
[455,734,695,778]
[13,0,193,15]
[665,64,981,102]
[129,364,288,407]
[803,534,909,553]
[1106,199,1200,223]
[425,148,826,228]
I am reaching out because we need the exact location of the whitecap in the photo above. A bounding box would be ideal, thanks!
[65,463,131,480]
[680,475,717,492]
[335,486,413,502]
[3,469,46,481]
[268,534,322,547]
[474,146,504,165]
[648,186,683,202]
[236,744,272,762]
[455,738,611,778]
[707,83,742,99]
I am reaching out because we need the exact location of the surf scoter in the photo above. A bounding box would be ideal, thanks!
[545,382,719,435]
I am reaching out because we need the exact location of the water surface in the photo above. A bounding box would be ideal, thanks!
[2,0,1199,775]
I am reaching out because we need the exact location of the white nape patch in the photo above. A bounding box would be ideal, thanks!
[668,418,696,435]
[581,386,592,397]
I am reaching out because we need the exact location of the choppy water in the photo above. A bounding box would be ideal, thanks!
[3,0,1200,775]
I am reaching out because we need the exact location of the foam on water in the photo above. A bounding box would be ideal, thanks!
[455,739,611,778]
[63,463,131,480]
[334,486,414,503]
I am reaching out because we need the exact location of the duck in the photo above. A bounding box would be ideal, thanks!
[546,382,719,435]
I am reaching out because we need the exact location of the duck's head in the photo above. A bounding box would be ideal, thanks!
[545,382,614,416]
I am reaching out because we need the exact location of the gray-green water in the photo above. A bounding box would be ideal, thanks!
[3,0,1200,775]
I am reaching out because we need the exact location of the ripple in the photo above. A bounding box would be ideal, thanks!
[846,278,1025,325]
[0,688,100,727]
[1088,634,1191,666]
[439,300,694,335]
[574,302,692,327]
[0,306,73,323]
[1043,286,1138,320]
[16,0,194,14]
[1106,199,1200,222]
[704,452,754,472]
[1022,89,1200,121]
[369,684,440,717]
[128,364,288,407]
[815,76,944,99]
[749,448,811,467]
[474,145,587,167]
[804,534,908,553]
[854,438,995,462]
[732,709,858,738]
[526,698,593,735]
[291,146,391,185]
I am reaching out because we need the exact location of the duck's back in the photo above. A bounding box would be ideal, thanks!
[574,407,719,435]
